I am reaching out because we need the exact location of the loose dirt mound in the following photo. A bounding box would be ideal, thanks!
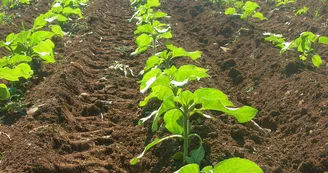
[0,0,327,172]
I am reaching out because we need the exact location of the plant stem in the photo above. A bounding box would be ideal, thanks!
[152,35,157,56]
[183,106,189,164]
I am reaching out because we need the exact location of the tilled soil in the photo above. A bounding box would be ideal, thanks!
[0,0,327,172]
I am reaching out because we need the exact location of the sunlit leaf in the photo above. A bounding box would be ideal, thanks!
[312,54,322,68]
[213,158,263,173]
[174,164,199,173]
[164,109,184,135]
[0,84,10,100]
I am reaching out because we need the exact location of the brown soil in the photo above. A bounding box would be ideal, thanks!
[0,0,327,173]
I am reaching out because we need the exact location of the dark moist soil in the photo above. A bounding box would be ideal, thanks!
[0,0,327,172]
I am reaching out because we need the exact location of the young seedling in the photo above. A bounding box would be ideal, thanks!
[129,0,260,171]
[225,1,267,21]
[175,158,263,173]
[0,12,14,25]
[274,0,296,7]
[131,64,258,165]
[143,44,202,73]
[0,0,88,110]
[130,0,171,56]
[295,6,308,16]
[264,32,328,68]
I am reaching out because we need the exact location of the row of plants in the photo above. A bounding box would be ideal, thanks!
[128,0,263,172]
[1,0,31,9]
[202,0,328,68]
[0,0,88,113]
[264,31,328,68]
[0,0,32,25]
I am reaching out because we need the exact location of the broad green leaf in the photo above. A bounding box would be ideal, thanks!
[16,31,31,45]
[0,63,33,81]
[51,25,64,37]
[19,0,30,4]
[153,20,168,28]
[6,33,17,44]
[33,15,47,30]
[31,31,55,46]
[144,55,160,71]
[159,31,172,39]
[243,1,259,14]
[194,87,249,114]
[145,0,160,8]
[134,24,154,35]
[152,95,175,132]
[63,7,83,18]
[301,32,317,42]
[33,39,55,63]
[167,44,202,60]
[312,54,322,68]
[55,14,68,22]
[153,11,168,19]
[225,8,237,15]
[173,65,209,82]
[139,68,161,92]
[235,1,244,9]
[319,36,328,45]
[299,55,307,61]
[252,12,267,20]
[213,158,263,173]
[186,145,205,165]
[172,151,184,160]
[164,109,184,135]
[130,134,182,165]
[164,65,177,76]
[2,0,9,6]
[295,6,308,15]
[0,84,10,100]
[241,1,259,19]
[131,33,153,56]
[0,55,32,67]
[175,90,194,107]
[199,99,258,123]
[175,164,199,173]
[139,85,173,106]
[201,166,214,173]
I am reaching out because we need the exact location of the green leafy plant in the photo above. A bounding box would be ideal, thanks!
[225,1,267,21]
[0,29,62,63]
[175,158,263,173]
[34,0,89,30]
[143,44,201,73]
[271,0,296,7]
[130,0,171,56]
[264,32,328,68]
[0,0,88,114]
[0,12,14,25]
[131,75,258,164]
[312,7,327,22]
[1,0,30,9]
[130,0,260,171]
[295,6,308,16]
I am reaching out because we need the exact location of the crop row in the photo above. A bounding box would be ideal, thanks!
[0,0,88,113]
[206,0,328,68]
[128,0,264,172]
